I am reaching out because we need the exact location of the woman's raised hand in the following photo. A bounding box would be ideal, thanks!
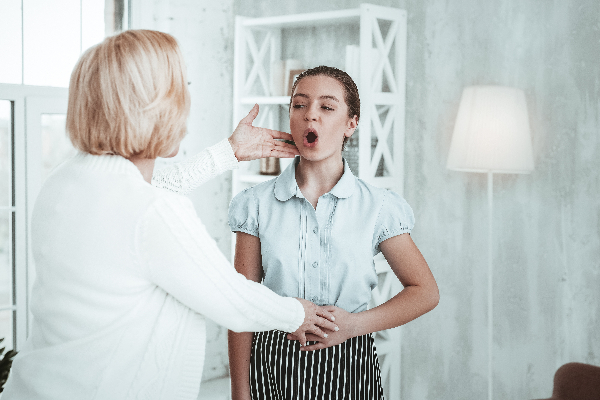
[228,104,299,161]
[292,298,339,347]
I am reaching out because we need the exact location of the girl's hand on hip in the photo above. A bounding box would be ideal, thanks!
[287,306,358,351]
[229,104,299,161]
[291,298,338,346]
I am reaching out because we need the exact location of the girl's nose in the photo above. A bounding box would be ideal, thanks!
[304,105,318,121]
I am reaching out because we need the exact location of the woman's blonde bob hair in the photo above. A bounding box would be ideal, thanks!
[67,30,190,159]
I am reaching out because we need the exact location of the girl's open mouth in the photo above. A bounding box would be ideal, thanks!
[303,129,318,147]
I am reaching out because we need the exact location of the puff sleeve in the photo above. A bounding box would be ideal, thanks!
[372,190,415,255]
[228,187,259,237]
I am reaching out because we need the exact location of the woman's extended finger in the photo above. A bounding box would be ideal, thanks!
[272,141,299,155]
[296,331,307,347]
[300,342,328,352]
[307,325,329,339]
[263,128,294,141]
[287,333,318,342]
[314,316,338,333]
[269,150,299,158]
[287,332,324,342]
[316,307,336,322]
[266,146,299,158]
[240,104,259,125]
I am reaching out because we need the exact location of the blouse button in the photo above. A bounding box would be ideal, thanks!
[313,227,318,234]
[312,262,318,268]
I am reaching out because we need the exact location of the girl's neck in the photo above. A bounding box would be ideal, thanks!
[295,154,344,208]
[128,156,156,184]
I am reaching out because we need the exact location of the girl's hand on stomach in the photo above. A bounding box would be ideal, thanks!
[291,298,339,347]
[287,306,358,351]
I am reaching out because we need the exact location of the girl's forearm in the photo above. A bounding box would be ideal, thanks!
[351,233,439,337]
[228,330,254,400]
[353,284,439,337]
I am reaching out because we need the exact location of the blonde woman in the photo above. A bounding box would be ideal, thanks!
[2,30,336,400]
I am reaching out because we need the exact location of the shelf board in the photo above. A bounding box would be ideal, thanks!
[240,96,290,105]
[242,8,361,28]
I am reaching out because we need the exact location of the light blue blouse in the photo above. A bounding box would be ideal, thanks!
[228,157,414,313]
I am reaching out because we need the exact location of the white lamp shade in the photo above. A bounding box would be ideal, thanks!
[446,86,535,173]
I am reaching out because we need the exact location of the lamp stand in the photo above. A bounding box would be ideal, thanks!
[487,171,494,400]
[447,86,534,400]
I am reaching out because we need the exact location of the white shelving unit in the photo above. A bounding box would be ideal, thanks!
[231,4,407,398]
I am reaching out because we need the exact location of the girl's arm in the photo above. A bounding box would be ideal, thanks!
[294,233,439,351]
[228,232,263,400]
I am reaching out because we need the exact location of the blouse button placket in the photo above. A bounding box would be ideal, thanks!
[304,201,321,305]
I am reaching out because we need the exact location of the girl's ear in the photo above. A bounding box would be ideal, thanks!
[344,115,358,138]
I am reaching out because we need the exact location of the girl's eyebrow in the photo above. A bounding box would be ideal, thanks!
[320,95,340,103]
[292,93,340,103]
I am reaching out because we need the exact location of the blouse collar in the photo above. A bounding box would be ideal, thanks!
[274,156,356,202]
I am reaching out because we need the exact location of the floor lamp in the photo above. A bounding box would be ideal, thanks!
[446,86,535,400]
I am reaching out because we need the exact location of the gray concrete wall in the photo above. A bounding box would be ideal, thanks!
[136,0,600,397]
[131,0,235,381]
[401,1,600,398]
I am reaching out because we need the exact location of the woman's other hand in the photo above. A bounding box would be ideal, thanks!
[292,298,338,346]
[228,104,299,161]
[287,305,358,351]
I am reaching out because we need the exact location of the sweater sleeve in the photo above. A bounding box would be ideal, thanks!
[137,193,304,334]
[151,138,239,195]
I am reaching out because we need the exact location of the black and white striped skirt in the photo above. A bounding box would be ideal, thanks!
[249,329,385,400]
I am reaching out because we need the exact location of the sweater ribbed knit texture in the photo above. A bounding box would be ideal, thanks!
[2,139,304,400]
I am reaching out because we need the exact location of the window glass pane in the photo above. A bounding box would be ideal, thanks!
[0,101,11,208]
[0,0,23,84]
[42,114,75,180]
[23,0,81,87]
[0,213,11,308]
[82,0,107,52]
[0,310,14,351]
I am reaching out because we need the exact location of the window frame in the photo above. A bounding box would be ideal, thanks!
[0,84,68,350]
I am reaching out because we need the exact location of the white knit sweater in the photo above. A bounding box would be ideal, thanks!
[2,139,304,400]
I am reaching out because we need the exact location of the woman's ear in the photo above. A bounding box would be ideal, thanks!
[344,115,358,138]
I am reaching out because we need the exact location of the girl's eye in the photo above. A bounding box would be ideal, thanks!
[293,104,305,109]
[322,106,334,111]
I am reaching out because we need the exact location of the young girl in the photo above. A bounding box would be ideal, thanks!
[228,66,439,399]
